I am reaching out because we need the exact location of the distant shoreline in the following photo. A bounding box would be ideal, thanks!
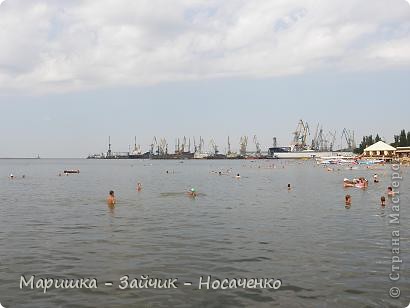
[0,157,84,160]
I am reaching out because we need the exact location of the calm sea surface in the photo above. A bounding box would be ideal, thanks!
[0,159,409,308]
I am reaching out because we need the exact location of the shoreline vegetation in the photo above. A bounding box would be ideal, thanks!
[355,129,410,154]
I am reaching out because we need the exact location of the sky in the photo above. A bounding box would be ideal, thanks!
[0,0,410,157]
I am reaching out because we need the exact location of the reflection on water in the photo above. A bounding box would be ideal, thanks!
[0,159,409,308]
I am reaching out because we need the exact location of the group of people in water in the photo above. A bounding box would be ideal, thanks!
[8,173,25,179]
[106,169,294,208]
[342,176,375,188]
[343,173,396,208]
[107,185,198,207]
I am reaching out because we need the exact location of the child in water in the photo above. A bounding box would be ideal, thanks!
[387,186,395,196]
[136,183,142,192]
[381,196,386,207]
[345,194,351,207]
[107,190,116,207]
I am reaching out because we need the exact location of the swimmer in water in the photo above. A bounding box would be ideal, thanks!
[287,183,291,190]
[136,183,142,191]
[381,196,386,207]
[236,173,241,179]
[187,188,197,197]
[345,194,351,207]
[373,174,379,183]
[107,190,116,207]
[9,173,14,179]
[387,186,395,196]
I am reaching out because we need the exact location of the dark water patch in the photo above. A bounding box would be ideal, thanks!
[344,289,366,295]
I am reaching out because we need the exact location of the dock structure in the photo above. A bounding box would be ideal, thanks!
[87,120,360,160]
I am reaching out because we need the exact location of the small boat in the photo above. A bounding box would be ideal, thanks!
[64,170,80,174]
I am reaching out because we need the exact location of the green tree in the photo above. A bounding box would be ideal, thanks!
[375,134,381,142]
[399,129,407,147]
[391,135,400,147]
[407,131,410,146]
[354,134,379,154]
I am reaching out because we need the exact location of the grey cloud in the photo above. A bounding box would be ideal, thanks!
[0,0,409,93]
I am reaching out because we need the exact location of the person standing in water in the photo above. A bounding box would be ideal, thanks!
[107,190,116,207]
[381,196,386,207]
[345,194,351,207]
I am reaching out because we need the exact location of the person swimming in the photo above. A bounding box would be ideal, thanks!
[343,178,355,187]
[107,190,116,207]
[9,173,14,179]
[187,188,197,197]
[236,173,241,179]
[387,186,395,196]
[136,183,142,192]
[287,183,291,190]
[345,194,351,207]
[373,174,379,183]
[381,196,386,207]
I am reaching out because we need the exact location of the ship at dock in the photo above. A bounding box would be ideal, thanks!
[268,120,355,159]
[87,136,150,159]
[87,121,356,160]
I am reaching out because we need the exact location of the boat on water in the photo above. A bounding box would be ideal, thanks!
[316,156,358,165]
[64,170,80,174]
[268,120,355,159]
[268,147,353,159]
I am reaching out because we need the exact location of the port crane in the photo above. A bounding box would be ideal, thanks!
[312,126,329,151]
[272,137,277,148]
[158,138,168,156]
[227,136,231,155]
[292,120,310,150]
[311,124,320,150]
[150,137,158,155]
[132,136,141,154]
[174,136,188,154]
[195,136,205,154]
[239,136,248,156]
[328,131,336,152]
[253,135,261,156]
[107,136,112,158]
[341,128,356,151]
[209,139,219,155]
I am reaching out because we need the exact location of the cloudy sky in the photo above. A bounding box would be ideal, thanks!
[1,0,409,157]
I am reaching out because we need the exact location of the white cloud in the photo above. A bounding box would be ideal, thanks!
[0,0,410,93]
